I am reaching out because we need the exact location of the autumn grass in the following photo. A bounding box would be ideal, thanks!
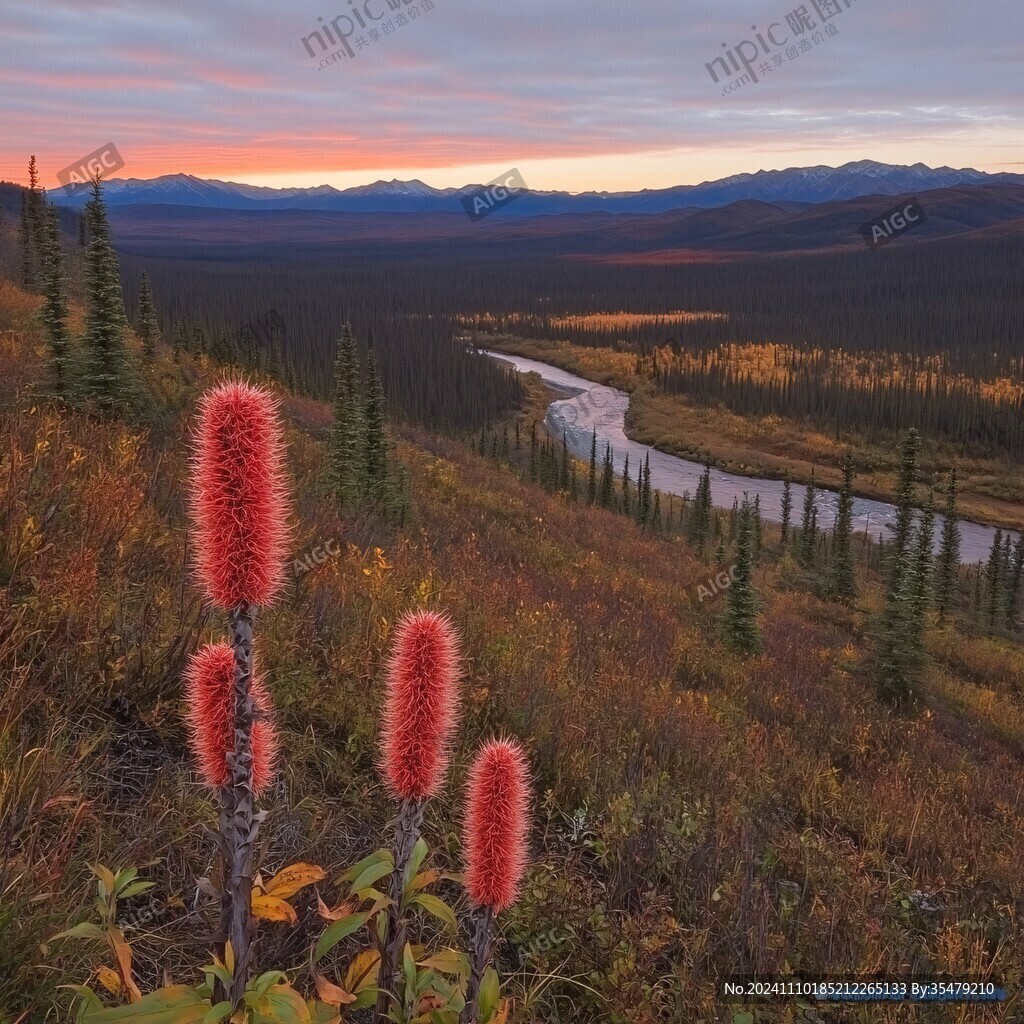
[484,333,1024,534]
[0,288,1022,1022]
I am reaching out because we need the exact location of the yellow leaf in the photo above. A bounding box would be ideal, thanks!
[490,998,511,1024]
[313,972,357,1007]
[107,926,143,1003]
[95,965,121,995]
[344,949,380,993]
[251,893,299,924]
[262,862,327,900]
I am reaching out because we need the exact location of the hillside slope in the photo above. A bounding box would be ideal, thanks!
[0,293,1022,1021]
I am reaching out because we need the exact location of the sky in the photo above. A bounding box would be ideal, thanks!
[1,0,1022,193]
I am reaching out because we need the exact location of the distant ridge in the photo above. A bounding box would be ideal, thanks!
[46,160,1024,216]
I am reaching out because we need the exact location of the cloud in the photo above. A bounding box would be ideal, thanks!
[2,0,1022,189]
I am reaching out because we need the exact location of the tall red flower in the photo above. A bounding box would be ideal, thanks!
[184,642,278,796]
[381,610,461,801]
[189,380,290,609]
[464,738,531,912]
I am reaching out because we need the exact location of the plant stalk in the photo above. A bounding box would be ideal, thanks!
[460,904,495,1024]
[373,797,426,1023]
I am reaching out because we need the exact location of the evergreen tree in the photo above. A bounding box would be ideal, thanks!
[20,156,44,290]
[136,270,159,359]
[640,454,652,522]
[81,175,134,413]
[780,472,793,549]
[330,324,363,509]
[587,429,597,505]
[829,452,857,601]
[751,493,762,557]
[599,443,614,509]
[621,454,631,516]
[39,202,71,398]
[985,529,1004,629]
[798,471,818,567]
[689,462,713,547]
[1007,534,1024,628]
[723,498,762,654]
[878,428,922,702]
[362,350,389,504]
[934,468,961,621]
[651,490,662,532]
[908,494,935,648]
[559,432,569,490]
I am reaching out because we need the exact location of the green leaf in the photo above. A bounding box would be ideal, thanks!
[112,868,140,895]
[404,838,428,886]
[409,894,458,934]
[314,912,369,962]
[417,951,469,977]
[118,881,157,900]
[253,971,290,996]
[249,983,311,1023]
[78,985,208,1022]
[50,922,106,945]
[337,849,392,887]
[349,859,394,896]
[201,1002,232,1024]
[477,968,499,1024]
[402,944,416,1006]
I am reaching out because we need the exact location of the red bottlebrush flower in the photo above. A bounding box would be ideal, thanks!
[464,738,531,912]
[183,642,278,796]
[189,380,290,609]
[381,610,461,801]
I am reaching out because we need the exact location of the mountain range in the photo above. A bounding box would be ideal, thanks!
[45,160,1024,216]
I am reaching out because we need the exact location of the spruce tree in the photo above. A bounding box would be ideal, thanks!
[689,462,713,547]
[20,156,44,290]
[621,454,631,516]
[908,494,935,649]
[780,472,793,550]
[798,471,818,567]
[599,444,614,509]
[39,202,71,398]
[330,324,364,509]
[878,428,922,702]
[934,468,961,621]
[362,350,389,505]
[81,175,134,413]
[751,493,762,556]
[829,452,857,601]
[985,529,1004,629]
[587,429,597,505]
[1007,534,1024,628]
[723,498,762,654]
[640,454,652,522]
[136,270,159,359]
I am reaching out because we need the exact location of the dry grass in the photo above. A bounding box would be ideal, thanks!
[0,288,1022,1022]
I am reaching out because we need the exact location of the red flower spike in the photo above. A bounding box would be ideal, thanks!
[189,380,290,609]
[464,738,531,912]
[183,642,278,796]
[380,610,461,801]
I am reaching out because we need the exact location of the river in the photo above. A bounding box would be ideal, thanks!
[485,351,1014,565]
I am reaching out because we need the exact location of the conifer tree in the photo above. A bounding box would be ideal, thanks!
[651,489,662,532]
[330,324,364,509]
[587,429,597,505]
[135,270,159,359]
[934,468,961,621]
[909,494,935,648]
[723,498,762,654]
[1007,534,1024,628]
[985,529,1004,629]
[20,156,44,290]
[362,349,389,504]
[878,428,922,702]
[798,471,818,567]
[599,443,614,509]
[81,175,134,413]
[621,454,631,516]
[780,472,793,549]
[559,432,569,490]
[829,452,857,601]
[39,202,71,398]
[689,462,713,547]
[640,454,652,522]
[751,493,762,556]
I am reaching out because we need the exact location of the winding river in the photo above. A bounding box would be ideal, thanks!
[486,351,1014,565]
